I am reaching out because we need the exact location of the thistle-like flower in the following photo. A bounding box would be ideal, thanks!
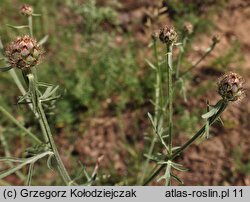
[5,36,43,70]
[20,4,33,16]
[218,72,245,102]
[159,25,177,44]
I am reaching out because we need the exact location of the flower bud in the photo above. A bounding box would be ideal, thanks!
[212,34,221,44]
[5,36,43,70]
[183,22,193,35]
[151,31,159,41]
[20,4,33,16]
[218,72,245,102]
[159,25,177,44]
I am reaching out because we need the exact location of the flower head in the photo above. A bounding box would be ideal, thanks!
[151,31,159,41]
[212,34,221,44]
[159,25,177,44]
[218,72,245,102]
[5,36,43,70]
[183,22,193,35]
[20,4,33,16]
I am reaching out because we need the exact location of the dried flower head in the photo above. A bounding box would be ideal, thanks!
[212,34,221,44]
[5,36,43,70]
[20,4,33,16]
[159,25,177,44]
[183,22,193,35]
[218,72,245,102]
[151,30,159,41]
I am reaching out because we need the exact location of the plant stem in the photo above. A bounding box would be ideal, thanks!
[140,39,161,184]
[27,73,72,185]
[9,69,48,142]
[143,99,228,185]
[179,41,217,78]
[167,44,174,155]
[0,151,53,180]
[175,36,187,79]
[0,131,26,180]
[154,41,161,122]
[28,16,33,37]
[0,106,41,144]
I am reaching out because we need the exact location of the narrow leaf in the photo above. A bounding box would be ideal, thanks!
[47,154,55,171]
[7,24,29,29]
[147,112,156,128]
[205,120,209,139]
[0,66,12,72]
[32,13,41,17]
[0,151,51,180]
[0,157,25,163]
[202,107,218,119]
[38,35,49,46]
[165,163,172,186]
[201,101,223,119]
[26,163,34,186]
[170,161,188,172]
[144,154,158,162]
[0,37,3,50]
[145,59,157,70]
[171,173,184,185]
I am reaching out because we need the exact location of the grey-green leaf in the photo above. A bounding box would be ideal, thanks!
[202,101,223,119]
[38,35,49,46]
[26,163,34,186]
[7,24,29,29]
[0,66,13,72]
[145,59,157,70]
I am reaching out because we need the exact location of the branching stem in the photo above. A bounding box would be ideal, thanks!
[143,99,228,185]
[27,73,72,185]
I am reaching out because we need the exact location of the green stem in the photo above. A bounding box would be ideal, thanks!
[27,73,72,185]
[140,39,161,184]
[0,131,26,180]
[0,106,41,144]
[143,99,228,185]
[167,44,174,155]
[154,40,161,122]
[9,69,48,142]
[175,36,187,79]
[180,41,217,78]
[0,151,53,180]
[28,16,33,37]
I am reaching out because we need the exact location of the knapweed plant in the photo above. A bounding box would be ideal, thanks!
[0,5,99,185]
[140,25,245,185]
[0,3,246,186]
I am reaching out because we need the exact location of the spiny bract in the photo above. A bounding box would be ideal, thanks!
[159,25,178,44]
[5,35,42,70]
[218,72,245,102]
[20,4,33,16]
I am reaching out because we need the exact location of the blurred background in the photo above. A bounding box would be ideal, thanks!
[0,0,249,185]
